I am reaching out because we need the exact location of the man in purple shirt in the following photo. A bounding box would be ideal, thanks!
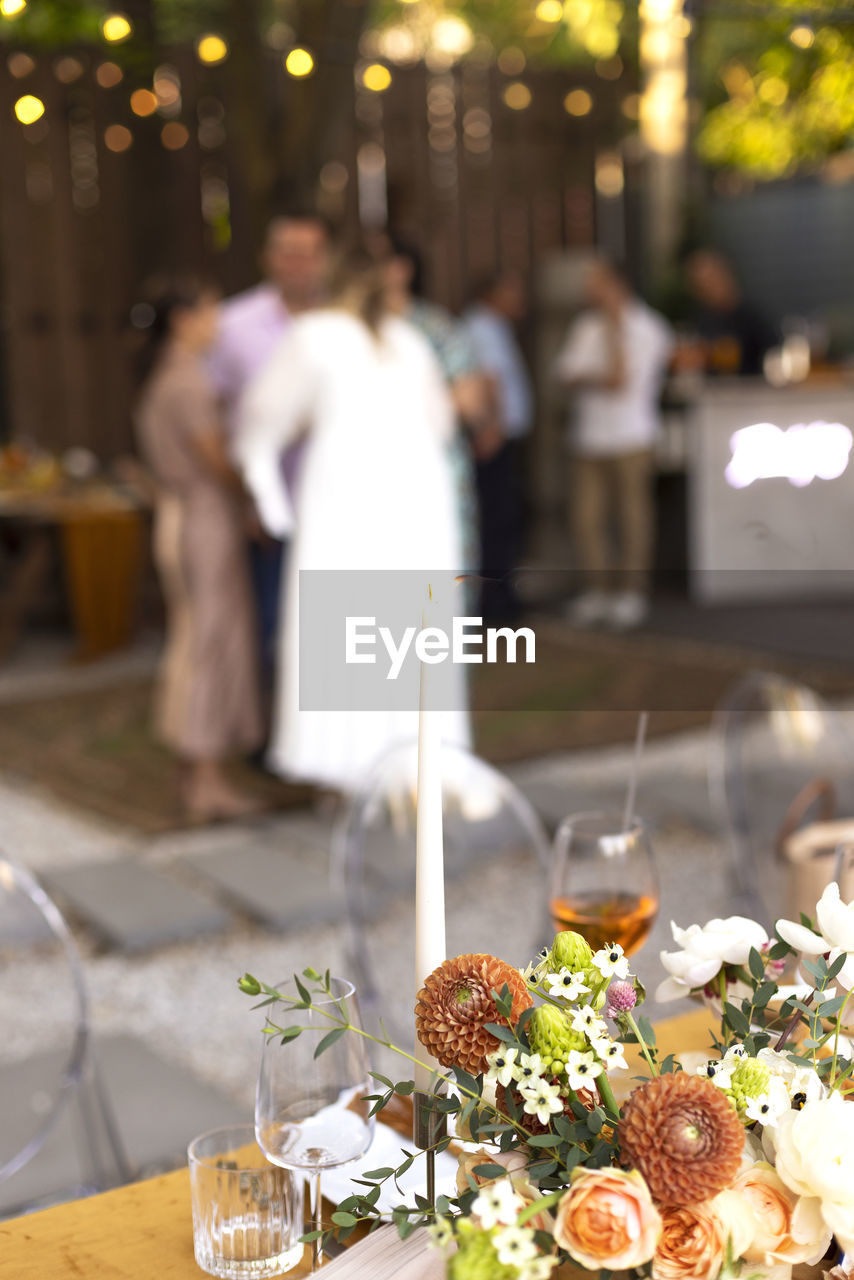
[209,213,331,686]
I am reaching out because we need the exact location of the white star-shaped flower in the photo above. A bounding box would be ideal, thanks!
[515,1052,545,1086]
[485,1047,520,1088]
[427,1217,453,1249]
[600,1041,629,1073]
[592,943,630,980]
[744,1093,775,1125]
[519,1077,564,1126]
[471,1179,524,1230]
[565,1049,604,1092]
[493,1225,539,1268]
[589,1030,613,1056]
[570,1007,608,1039]
[519,1258,560,1280]
[544,968,591,1001]
[697,1059,735,1090]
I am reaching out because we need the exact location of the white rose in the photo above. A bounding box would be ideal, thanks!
[656,916,769,1002]
[777,883,854,992]
[772,1093,854,1255]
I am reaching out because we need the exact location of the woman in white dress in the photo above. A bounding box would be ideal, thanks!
[237,251,471,791]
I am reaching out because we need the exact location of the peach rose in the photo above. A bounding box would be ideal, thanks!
[554,1168,662,1271]
[457,1148,555,1233]
[653,1192,754,1280]
[736,1163,832,1268]
[456,1147,527,1197]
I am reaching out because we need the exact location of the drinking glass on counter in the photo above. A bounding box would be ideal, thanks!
[255,978,375,1273]
[188,1124,303,1278]
[550,811,659,956]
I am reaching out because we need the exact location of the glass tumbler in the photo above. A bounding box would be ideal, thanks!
[188,1123,304,1279]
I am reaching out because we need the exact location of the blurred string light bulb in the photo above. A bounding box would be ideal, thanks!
[595,150,624,196]
[789,25,814,49]
[639,0,687,155]
[362,63,392,91]
[564,0,622,59]
[1,0,27,18]
[197,34,228,65]
[535,0,563,22]
[130,88,157,117]
[102,13,132,43]
[430,15,474,61]
[14,94,44,124]
[285,47,314,78]
[503,81,532,110]
[564,88,593,116]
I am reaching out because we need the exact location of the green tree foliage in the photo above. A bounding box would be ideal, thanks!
[697,1,854,179]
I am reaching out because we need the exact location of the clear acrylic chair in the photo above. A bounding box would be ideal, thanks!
[332,740,550,1063]
[710,671,854,927]
[0,858,131,1218]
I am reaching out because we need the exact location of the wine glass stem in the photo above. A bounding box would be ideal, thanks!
[310,1170,322,1273]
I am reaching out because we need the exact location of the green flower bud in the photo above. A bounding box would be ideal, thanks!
[448,1222,516,1280]
[726,1059,771,1117]
[527,1004,586,1073]
[238,974,261,996]
[549,931,594,973]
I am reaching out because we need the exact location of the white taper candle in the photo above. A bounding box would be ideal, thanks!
[414,591,446,1095]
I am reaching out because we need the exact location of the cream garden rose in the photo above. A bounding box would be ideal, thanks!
[554,1168,662,1271]
[735,1162,831,1267]
[772,1093,854,1255]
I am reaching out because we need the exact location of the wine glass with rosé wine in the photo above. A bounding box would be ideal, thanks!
[550,811,659,957]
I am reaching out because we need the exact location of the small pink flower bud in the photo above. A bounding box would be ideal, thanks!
[605,981,637,1017]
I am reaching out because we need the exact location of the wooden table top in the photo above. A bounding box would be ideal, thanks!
[0,1008,715,1280]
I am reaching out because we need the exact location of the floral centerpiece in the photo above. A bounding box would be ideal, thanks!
[239,882,854,1280]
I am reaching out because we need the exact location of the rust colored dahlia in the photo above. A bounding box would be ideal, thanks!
[619,1073,743,1207]
[496,1081,598,1136]
[415,954,533,1074]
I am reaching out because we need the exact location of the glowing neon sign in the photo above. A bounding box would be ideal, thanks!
[725,420,853,490]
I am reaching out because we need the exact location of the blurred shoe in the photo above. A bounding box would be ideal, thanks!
[607,591,649,631]
[184,779,266,825]
[565,590,611,628]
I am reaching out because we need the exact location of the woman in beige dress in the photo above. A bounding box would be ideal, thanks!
[136,282,263,821]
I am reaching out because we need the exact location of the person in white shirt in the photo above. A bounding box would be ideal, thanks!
[464,271,533,621]
[208,213,331,684]
[555,257,673,630]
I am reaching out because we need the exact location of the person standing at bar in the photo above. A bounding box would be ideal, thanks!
[208,212,331,685]
[556,257,673,631]
[464,271,533,621]
[682,248,776,378]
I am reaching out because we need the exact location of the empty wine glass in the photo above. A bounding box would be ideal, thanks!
[551,811,659,958]
[255,978,375,1272]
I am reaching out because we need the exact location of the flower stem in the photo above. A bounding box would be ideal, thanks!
[625,1010,658,1077]
[263,995,533,1142]
[596,1071,620,1117]
[830,988,853,1088]
[773,992,813,1052]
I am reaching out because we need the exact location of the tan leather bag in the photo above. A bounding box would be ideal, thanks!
[777,778,854,916]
